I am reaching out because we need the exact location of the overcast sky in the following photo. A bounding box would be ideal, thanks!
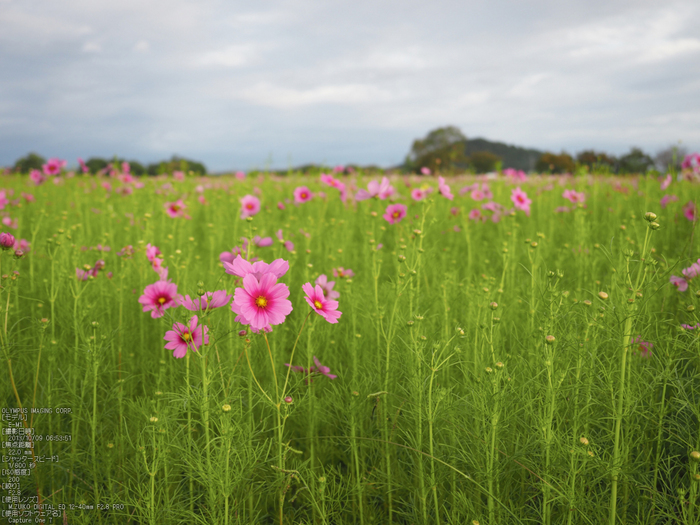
[1,0,698,171]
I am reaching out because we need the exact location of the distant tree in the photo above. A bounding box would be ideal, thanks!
[408,126,468,174]
[127,161,145,176]
[576,150,616,172]
[536,152,575,174]
[13,152,45,173]
[655,145,687,173]
[85,157,109,174]
[618,147,654,174]
[469,151,501,173]
[146,156,207,176]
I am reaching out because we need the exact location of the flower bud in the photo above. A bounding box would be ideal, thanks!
[222,404,231,412]
[398,255,406,263]
[688,305,695,312]
[246,216,253,222]
[489,302,498,310]
[598,291,608,300]
[238,330,247,337]
[545,335,556,345]
[580,437,589,446]
[690,451,700,462]
[284,396,293,404]
[0,232,15,250]
[649,222,660,230]
[644,212,657,222]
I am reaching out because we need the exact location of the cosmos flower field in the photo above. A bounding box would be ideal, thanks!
[2,163,700,525]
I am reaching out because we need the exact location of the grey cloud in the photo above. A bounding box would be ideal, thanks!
[0,0,698,171]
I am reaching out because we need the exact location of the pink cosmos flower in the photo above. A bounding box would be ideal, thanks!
[555,206,571,213]
[146,243,161,263]
[165,199,188,218]
[682,153,700,172]
[356,177,394,201]
[22,192,35,202]
[562,189,586,204]
[42,158,66,176]
[102,182,112,192]
[294,186,314,204]
[303,282,342,323]
[411,188,428,201]
[13,239,29,253]
[164,315,209,358]
[383,203,407,224]
[240,195,261,219]
[420,167,431,175]
[30,169,46,186]
[504,168,527,181]
[438,176,454,200]
[450,207,459,216]
[1,217,17,229]
[285,356,337,383]
[471,189,485,201]
[235,171,246,180]
[224,255,289,280]
[138,280,180,318]
[181,290,232,312]
[117,245,134,258]
[682,323,700,330]
[78,158,89,173]
[220,247,243,265]
[468,209,483,221]
[122,162,131,174]
[232,273,293,332]
[173,171,185,181]
[315,274,340,300]
[460,183,478,196]
[333,267,354,279]
[511,187,532,216]
[277,201,286,210]
[683,201,697,221]
[671,259,700,292]
[633,336,652,358]
[660,174,672,190]
[660,194,678,208]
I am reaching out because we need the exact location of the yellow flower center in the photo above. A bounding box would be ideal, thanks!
[247,204,253,209]
[158,296,167,305]
[314,300,323,309]
[301,193,307,198]
[182,331,191,342]
[255,296,268,308]
[393,211,400,218]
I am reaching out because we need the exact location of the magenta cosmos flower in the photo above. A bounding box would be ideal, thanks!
[42,158,66,176]
[511,187,532,215]
[411,188,430,201]
[240,195,261,219]
[165,199,188,218]
[438,176,454,200]
[164,315,209,358]
[181,290,233,312]
[562,189,586,204]
[670,259,700,292]
[139,280,180,318]
[333,267,354,279]
[633,336,652,358]
[683,201,697,222]
[30,169,46,186]
[232,273,293,332]
[356,177,394,201]
[660,194,678,208]
[293,186,314,204]
[420,167,431,175]
[315,274,340,300]
[383,203,407,224]
[0,232,16,249]
[303,282,341,323]
[224,255,289,280]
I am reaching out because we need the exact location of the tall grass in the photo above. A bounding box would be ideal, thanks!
[1,171,699,524]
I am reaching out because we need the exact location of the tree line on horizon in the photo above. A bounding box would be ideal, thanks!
[6,126,688,176]
[404,125,688,175]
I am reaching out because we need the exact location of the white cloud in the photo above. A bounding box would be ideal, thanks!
[236,83,394,108]
[133,40,150,53]
[196,45,256,68]
[82,41,101,53]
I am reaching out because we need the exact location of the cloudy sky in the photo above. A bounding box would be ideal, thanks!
[1,0,699,171]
